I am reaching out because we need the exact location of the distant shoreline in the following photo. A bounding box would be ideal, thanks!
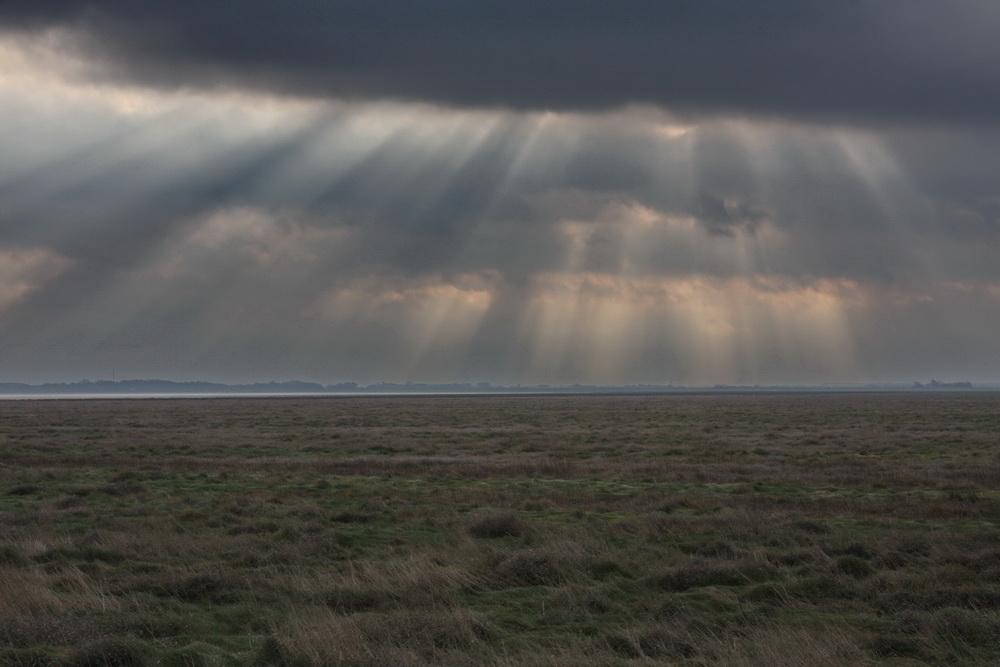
[0,378,990,398]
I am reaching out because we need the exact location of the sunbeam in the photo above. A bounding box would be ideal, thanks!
[3,27,1000,385]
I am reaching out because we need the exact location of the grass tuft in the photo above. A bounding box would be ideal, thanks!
[64,638,149,667]
[467,512,525,539]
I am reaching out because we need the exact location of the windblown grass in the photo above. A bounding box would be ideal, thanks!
[1,393,999,664]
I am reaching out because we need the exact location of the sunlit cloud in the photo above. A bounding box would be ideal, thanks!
[311,272,498,378]
[0,247,70,315]
[516,273,863,385]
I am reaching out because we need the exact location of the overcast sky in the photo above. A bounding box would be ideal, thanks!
[2,1,999,386]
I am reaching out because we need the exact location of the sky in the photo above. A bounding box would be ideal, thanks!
[2,1,1000,386]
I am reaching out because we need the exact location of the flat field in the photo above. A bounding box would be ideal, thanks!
[2,393,1000,665]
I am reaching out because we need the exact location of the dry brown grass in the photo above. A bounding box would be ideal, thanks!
[0,566,65,618]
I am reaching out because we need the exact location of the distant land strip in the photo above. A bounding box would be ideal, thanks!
[0,378,985,395]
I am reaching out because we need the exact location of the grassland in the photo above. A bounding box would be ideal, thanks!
[1,392,1000,665]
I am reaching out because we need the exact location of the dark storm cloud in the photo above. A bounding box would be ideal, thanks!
[694,192,764,237]
[3,0,1000,124]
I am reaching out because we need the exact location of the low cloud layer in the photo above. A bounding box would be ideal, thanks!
[1,9,999,385]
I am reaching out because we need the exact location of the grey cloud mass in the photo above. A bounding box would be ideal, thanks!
[1,3,1000,386]
[3,1,1000,125]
